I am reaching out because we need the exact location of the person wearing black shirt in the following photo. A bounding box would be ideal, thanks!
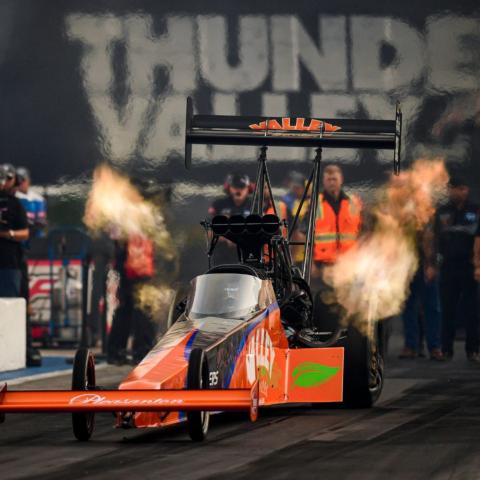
[435,176,479,362]
[208,173,252,218]
[475,222,480,282]
[208,173,252,265]
[0,167,29,296]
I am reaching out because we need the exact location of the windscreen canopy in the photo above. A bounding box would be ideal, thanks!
[186,273,272,320]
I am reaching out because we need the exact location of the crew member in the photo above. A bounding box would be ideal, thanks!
[208,173,252,217]
[15,167,45,367]
[15,167,47,238]
[2,163,17,194]
[208,173,252,264]
[312,164,361,266]
[279,171,308,263]
[305,164,362,328]
[435,175,479,362]
[399,224,443,361]
[107,233,156,365]
[279,171,307,225]
[475,221,480,282]
[0,166,29,296]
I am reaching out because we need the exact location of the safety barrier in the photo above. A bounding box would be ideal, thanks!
[0,299,26,372]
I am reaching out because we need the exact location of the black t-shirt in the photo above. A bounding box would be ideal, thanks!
[435,201,479,267]
[208,195,252,217]
[0,191,28,269]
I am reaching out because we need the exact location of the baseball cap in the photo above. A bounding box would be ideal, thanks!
[229,173,250,189]
[2,163,16,180]
[16,167,30,183]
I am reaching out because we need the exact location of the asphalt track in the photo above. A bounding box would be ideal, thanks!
[1,335,480,480]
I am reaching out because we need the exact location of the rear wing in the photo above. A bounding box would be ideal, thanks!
[185,96,402,173]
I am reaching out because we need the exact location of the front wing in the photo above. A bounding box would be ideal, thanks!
[0,381,260,421]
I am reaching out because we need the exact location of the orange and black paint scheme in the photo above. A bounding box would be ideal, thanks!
[0,103,401,441]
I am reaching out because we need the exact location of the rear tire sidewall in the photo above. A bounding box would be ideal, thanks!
[186,348,210,441]
[71,348,96,441]
[343,324,384,408]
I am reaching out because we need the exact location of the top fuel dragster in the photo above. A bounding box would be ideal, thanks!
[0,98,402,441]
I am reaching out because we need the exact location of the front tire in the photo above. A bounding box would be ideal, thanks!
[186,348,210,441]
[71,348,96,441]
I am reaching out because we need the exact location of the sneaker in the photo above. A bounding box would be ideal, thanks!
[26,348,42,367]
[398,347,417,359]
[467,353,480,363]
[429,349,445,362]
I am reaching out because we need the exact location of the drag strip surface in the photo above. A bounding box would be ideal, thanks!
[1,342,480,480]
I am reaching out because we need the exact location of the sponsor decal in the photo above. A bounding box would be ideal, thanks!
[209,370,219,386]
[249,118,341,133]
[291,362,339,388]
[69,393,184,406]
[246,328,275,384]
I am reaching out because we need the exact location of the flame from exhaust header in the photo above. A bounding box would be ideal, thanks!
[84,165,177,318]
[323,159,449,336]
[83,165,175,261]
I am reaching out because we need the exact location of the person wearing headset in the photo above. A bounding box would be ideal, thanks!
[208,173,253,264]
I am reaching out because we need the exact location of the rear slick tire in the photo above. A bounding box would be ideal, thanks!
[186,348,210,441]
[71,348,96,441]
[343,323,384,408]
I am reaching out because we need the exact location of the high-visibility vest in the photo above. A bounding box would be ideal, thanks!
[314,193,361,263]
[124,235,155,279]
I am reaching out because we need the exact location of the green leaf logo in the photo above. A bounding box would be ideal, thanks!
[292,362,339,388]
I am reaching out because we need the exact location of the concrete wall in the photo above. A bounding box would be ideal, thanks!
[0,299,26,372]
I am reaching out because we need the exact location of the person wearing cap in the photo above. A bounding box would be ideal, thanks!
[15,167,45,367]
[15,167,47,238]
[434,175,480,362]
[208,173,252,217]
[2,163,17,194]
[208,173,252,265]
[279,171,308,264]
[0,166,29,296]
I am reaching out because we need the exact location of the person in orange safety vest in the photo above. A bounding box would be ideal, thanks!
[307,163,362,329]
[312,164,362,265]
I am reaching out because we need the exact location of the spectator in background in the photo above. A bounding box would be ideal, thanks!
[435,176,479,362]
[399,224,444,361]
[279,171,308,263]
[279,171,307,225]
[15,167,47,238]
[15,167,45,367]
[2,163,17,194]
[475,222,480,282]
[0,166,29,296]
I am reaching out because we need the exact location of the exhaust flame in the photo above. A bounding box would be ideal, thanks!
[84,165,175,260]
[323,159,449,336]
[135,284,174,320]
